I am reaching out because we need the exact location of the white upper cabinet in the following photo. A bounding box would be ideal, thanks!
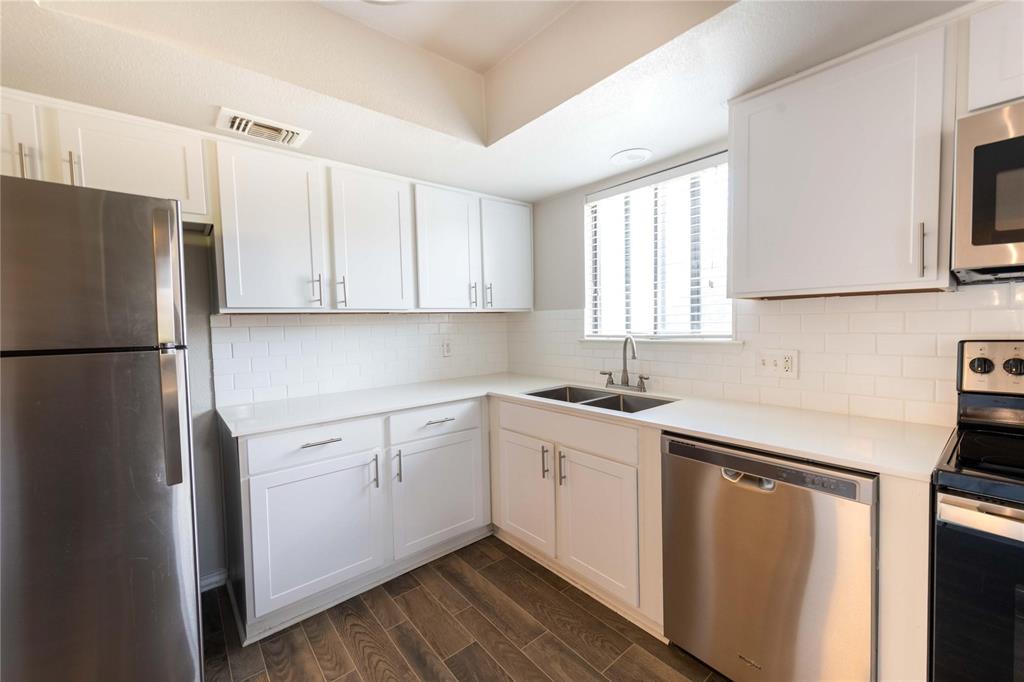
[391,430,485,560]
[217,141,326,310]
[480,198,533,310]
[57,109,207,214]
[330,167,414,310]
[415,184,482,310]
[967,2,1024,111]
[1,95,40,179]
[729,28,947,298]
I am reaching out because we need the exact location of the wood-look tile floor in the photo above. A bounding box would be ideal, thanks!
[203,536,723,682]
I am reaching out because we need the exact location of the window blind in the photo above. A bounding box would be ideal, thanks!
[584,153,731,339]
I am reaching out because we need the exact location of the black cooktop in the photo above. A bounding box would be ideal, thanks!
[935,428,1024,505]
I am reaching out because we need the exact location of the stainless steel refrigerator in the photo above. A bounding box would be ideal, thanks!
[1,176,201,681]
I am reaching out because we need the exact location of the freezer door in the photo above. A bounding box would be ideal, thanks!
[1,177,184,351]
[1,351,200,681]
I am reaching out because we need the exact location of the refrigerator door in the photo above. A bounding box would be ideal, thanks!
[1,350,200,681]
[0,177,184,352]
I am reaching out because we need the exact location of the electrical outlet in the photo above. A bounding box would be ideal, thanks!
[756,349,799,378]
[441,339,452,358]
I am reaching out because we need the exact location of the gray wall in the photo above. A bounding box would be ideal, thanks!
[533,140,727,311]
[184,233,226,584]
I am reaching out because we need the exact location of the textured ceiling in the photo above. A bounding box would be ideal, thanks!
[1,1,966,202]
[320,1,575,73]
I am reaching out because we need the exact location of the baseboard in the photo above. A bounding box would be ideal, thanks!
[200,569,229,592]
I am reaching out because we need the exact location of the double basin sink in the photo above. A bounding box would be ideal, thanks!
[525,385,675,414]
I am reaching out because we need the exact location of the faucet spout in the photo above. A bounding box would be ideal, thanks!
[621,335,638,386]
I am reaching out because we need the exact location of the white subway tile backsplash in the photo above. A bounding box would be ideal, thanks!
[211,312,509,407]
[505,283,1021,428]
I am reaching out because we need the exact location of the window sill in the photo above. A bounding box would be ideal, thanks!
[578,336,744,347]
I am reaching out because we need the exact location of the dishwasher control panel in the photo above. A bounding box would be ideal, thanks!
[796,471,858,498]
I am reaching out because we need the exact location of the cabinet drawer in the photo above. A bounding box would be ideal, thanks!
[389,399,481,444]
[245,417,383,476]
[499,401,638,467]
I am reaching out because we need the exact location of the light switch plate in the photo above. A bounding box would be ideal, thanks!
[441,338,453,358]
[757,349,799,378]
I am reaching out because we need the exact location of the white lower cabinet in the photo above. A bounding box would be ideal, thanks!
[497,429,557,558]
[391,429,485,559]
[497,425,640,607]
[249,449,387,617]
[555,447,639,606]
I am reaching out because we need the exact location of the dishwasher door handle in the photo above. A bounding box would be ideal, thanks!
[721,467,776,492]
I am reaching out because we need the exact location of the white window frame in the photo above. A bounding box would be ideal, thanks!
[583,151,734,342]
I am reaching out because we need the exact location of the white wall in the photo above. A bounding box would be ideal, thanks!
[210,313,509,407]
[514,286,1024,429]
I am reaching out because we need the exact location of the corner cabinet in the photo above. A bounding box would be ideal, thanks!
[217,141,327,310]
[729,27,949,298]
[330,167,414,310]
[56,108,207,214]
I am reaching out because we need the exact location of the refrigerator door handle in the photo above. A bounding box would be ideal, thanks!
[152,206,184,346]
[159,348,185,486]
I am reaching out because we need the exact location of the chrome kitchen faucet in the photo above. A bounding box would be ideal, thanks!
[600,335,649,392]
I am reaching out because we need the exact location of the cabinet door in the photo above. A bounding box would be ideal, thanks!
[968,2,1024,111]
[392,430,485,559]
[1,96,40,179]
[729,28,945,297]
[218,141,326,309]
[249,450,388,617]
[481,198,533,310]
[555,447,638,606]
[331,167,414,310]
[497,429,556,558]
[57,109,207,214]
[415,184,481,309]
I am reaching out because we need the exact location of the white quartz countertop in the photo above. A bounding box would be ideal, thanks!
[217,372,953,481]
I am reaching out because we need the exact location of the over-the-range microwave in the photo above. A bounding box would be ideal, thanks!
[953,98,1024,283]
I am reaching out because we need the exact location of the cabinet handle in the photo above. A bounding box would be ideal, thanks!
[540,445,550,478]
[558,450,566,486]
[17,143,27,178]
[469,282,478,307]
[425,417,455,426]
[486,283,494,308]
[373,453,380,488]
[312,273,323,305]
[67,150,76,186]
[337,276,348,307]
[396,449,403,483]
[919,222,926,278]
[300,436,343,449]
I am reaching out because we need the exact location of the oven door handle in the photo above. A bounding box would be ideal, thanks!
[937,498,1024,544]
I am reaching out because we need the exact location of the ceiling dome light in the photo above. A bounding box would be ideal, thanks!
[610,148,652,166]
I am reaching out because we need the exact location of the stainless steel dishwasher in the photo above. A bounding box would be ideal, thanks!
[662,433,878,681]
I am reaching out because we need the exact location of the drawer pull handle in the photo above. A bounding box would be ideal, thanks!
[396,449,403,483]
[541,445,550,478]
[300,436,343,449]
[373,453,380,488]
[425,417,455,426]
[558,450,567,485]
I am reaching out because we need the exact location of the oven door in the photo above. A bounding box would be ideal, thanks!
[932,492,1024,681]
[953,99,1024,274]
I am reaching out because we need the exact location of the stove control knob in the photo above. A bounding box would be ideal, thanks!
[969,357,995,374]
[1003,357,1024,376]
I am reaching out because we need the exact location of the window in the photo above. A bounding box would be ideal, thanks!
[584,153,731,339]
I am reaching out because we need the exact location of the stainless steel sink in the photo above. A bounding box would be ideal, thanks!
[525,385,674,413]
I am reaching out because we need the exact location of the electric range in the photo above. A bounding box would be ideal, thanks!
[931,340,1024,681]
